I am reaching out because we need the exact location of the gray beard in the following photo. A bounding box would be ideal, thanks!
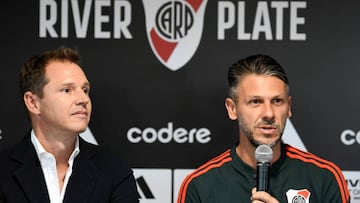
[242,122,284,148]
[245,131,280,148]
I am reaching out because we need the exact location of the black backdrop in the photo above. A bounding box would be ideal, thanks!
[0,0,359,202]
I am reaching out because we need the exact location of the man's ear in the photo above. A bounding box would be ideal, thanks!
[225,98,238,120]
[23,91,41,115]
[287,95,292,118]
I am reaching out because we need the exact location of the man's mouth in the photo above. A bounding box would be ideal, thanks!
[72,111,88,117]
[257,125,277,134]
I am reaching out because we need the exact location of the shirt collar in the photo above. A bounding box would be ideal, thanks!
[30,129,80,161]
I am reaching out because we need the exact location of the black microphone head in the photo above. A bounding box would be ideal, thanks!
[255,144,273,162]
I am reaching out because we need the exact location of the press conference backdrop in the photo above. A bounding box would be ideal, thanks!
[0,0,359,202]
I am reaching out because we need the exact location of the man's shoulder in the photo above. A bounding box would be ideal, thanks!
[0,146,15,162]
[0,136,32,160]
[185,149,233,183]
[284,144,343,173]
[283,144,350,202]
[78,139,133,175]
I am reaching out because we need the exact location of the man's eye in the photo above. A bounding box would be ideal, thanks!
[273,99,283,104]
[62,88,71,93]
[83,88,90,94]
[250,100,260,104]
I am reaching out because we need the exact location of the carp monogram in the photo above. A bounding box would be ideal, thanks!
[142,0,208,71]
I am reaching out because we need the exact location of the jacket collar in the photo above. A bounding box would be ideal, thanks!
[11,134,101,203]
[62,138,101,202]
[11,135,50,202]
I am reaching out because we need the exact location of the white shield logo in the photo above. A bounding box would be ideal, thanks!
[142,0,208,71]
[286,189,311,203]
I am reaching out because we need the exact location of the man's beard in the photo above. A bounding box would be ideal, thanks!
[245,130,281,148]
[239,117,285,148]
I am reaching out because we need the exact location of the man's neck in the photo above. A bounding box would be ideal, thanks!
[33,129,77,163]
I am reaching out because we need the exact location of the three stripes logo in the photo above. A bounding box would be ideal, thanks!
[133,169,173,202]
[142,0,208,71]
[133,169,192,203]
[136,176,155,199]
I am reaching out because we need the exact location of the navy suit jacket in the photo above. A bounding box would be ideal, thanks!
[0,134,139,203]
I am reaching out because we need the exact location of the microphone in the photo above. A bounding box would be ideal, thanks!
[255,144,273,192]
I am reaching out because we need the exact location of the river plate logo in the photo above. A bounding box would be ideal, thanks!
[142,0,208,71]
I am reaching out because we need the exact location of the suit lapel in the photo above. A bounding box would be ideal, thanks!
[12,136,50,203]
[63,139,101,203]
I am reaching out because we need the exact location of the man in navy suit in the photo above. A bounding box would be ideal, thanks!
[0,46,139,203]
